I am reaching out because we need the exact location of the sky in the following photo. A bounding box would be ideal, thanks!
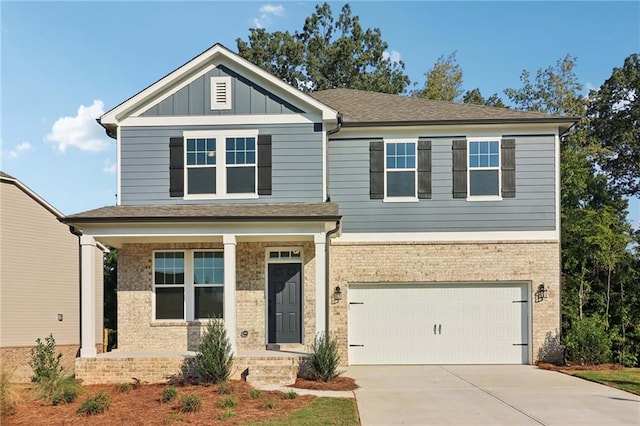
[1,0,638,227]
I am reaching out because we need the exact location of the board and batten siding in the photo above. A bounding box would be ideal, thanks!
[328,135,556,232]
[141,65,303,117]
[120,124,324,205]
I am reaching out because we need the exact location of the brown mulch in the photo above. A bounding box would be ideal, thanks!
[290,376,359,391]
[2,380,314,425]
[537,362,624,372]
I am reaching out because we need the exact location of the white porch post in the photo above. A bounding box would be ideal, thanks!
[314,233,327,337]
[80,235,97,357]
[223,234,237,354]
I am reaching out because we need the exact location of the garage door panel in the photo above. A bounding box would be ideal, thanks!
[348,283,529,365]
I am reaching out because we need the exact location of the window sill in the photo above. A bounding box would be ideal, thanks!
[383,197,419,203]
[151,320,222,327]
[466,195,503,202]
[183,193,259,201]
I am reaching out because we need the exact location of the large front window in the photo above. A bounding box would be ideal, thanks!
[385,141,416,198]
[184,130,258,198]
[468,140,500,197]
[154,250,224,321]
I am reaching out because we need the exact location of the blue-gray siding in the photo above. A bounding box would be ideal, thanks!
[120,124,323,205]
[328,135,556,232]
[141,65,303,117]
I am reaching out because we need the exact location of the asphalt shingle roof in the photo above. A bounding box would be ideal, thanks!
[311,88,570,125]
[64,203,340,223]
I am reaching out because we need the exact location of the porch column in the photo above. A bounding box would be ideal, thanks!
[314,233,327,336]
[223,234,237,354]
[80,235,97,357]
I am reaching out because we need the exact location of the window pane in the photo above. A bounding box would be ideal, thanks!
[156,287,184,320]
[480,142,489,154]
[188,167,216,194]
[386,155,395,169]
[387,171,415,197]
[490,155,499,167]
[187,139,195,151]
[469,155,479,168]
[195,287,224,319]
[489,141,499,154]
[206,138,216,151]
[226,152,234,164]
[397,143,405,155]
[246,151,255,164]
[246,137,255,151]
[194,252,223,285]
[227,167,255,193]
[470,142,478,155]
[397,157,406,168]
[479,155,489,167]
[187,153,196,165]
[470,170,499,196]
[196,138,205,151]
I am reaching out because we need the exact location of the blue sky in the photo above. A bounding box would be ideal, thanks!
[1,1,638,227]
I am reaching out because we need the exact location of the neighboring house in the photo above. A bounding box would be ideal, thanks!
[0,172,106,381]
[63,44,574,385]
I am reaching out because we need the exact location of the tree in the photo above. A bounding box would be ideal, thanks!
[414,52,463,101]
[236,3,410,94]
[104,248,117,350]
[588,54,640,197]
[462,88,507,108]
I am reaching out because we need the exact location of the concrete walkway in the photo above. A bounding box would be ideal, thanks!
[346,365,640,426]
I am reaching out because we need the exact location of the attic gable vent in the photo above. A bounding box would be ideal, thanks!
[211,76,232,110]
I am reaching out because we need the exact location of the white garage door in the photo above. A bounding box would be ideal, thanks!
[348,283,529,364]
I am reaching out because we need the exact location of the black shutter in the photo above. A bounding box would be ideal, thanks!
[417,138,432,199]
[257,134,272,195]
[369,140,384,199]
[501,138,516,198]
[169,137,184,197]
[452,139,467,198]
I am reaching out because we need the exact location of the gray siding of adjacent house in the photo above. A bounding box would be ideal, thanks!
[328,135,556,232]
[141,65,303,117]
[120,124,323,205]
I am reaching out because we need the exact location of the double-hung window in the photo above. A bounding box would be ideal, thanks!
[468,139,500,198]
[153,250,224,321]
[385,141,417,200]
[183,130,258,199]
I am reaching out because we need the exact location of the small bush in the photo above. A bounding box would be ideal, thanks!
[217,381,234,395]
[218,408,234,420]
[265,400,277,410]
[565,316,612,365]
[195,318,234,384]
[166,413,183,423]
[308,332,344,382]
[218,396,237,409]
[114,382,132,393]
[282,390,298,400]
[161,386,178,403]
[248,389,262,400]
[1,368,19,415]
[179,393,202,413]
[77,392,110,415]
[29,334,64,383]
[35,374,81,405]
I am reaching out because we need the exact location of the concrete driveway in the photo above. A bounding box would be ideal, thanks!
[346,365,639,425]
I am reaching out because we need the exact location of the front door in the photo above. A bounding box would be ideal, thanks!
[268,263,302,343]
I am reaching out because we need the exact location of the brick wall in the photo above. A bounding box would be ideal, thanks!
[328,240,561,364]
[1,345,79,383]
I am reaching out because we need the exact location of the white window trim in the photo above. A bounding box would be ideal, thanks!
[383,138,419,203]
[210,76,232,110]
[183,129,259,200]
[467,137,503,202]
[152,249,224,323]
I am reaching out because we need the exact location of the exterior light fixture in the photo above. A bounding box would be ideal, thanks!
[535,283,548,302]
[334,286,342,302]
[57,313,63,321]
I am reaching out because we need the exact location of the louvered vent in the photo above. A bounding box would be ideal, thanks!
[210,76,232,110]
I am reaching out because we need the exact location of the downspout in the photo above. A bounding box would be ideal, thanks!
[324,113,343,334]
[68,226,84,355]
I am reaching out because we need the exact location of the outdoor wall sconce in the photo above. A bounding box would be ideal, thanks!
[57,313,63,321]
[535,283,548,302]
[334,286,342,302]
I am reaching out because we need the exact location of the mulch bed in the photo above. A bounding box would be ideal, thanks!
[290,376,359,391]
[537,362,624,372]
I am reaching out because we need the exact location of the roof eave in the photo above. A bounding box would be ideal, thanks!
[340,117,579,128]
[62,215,342,225]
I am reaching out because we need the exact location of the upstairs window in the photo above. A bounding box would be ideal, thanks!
[186,138,217,194]
[226,137,256,193]
[468,140,500,197]
[386,142,416,199]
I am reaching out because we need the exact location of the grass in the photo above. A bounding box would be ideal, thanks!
[247,397,359,426]
[570,368,640,395]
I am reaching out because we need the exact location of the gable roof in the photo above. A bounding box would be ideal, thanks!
[311,88,576,130]
[1,171,65,219]
[99,43,338,134]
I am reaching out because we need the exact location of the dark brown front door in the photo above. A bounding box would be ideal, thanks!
[267,263,302,343]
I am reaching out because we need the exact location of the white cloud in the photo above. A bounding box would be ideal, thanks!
[102,158,117,174]
[0,140,33,159]
[45,100,110,153]
[383,50,402,64]
[252,4,285,28]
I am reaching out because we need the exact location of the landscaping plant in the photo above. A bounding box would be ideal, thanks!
[179,393,202,413]
[28,335,81,405]
[1,368,19,415]
[77,392,110,415]
[161,386,178,403]
[565,316,612,365]
[195,317,234,384]
[308,332,344,382]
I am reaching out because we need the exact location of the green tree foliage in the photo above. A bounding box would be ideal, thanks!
[588,54,640,197]
[237,3,410,94]
[104,248,117,350]
[195,318,234,384]
[462,88,507,108]
[413,52,463,101]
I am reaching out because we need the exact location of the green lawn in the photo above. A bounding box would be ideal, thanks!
[570,368,640,395]
[246,397,359,426]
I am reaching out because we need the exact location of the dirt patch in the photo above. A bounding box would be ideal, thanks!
[3,380,314,425]
[537,362,624,372]
[290,376,359,391]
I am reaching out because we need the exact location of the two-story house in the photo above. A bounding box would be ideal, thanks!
[64,44,574,385]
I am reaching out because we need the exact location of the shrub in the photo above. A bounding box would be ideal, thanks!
[114,382,132,393]
[77,392,110,415]
[565,316,612,365]
[35,374,81,405]
[161,386,178,403]
[217,381,234,395]
[218,396,237,409]
[282,390,298,400]
[265,400,277,410]
[248,389,262,399]
[308,332,344,382]
[195,318,234,384]
[29,334,64,383]
[179,393,202,413]
[1,368,19,415]
[218,408,234,420]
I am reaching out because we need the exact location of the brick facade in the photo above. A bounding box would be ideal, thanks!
[328,240,562,364]
[1,345,79,383]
